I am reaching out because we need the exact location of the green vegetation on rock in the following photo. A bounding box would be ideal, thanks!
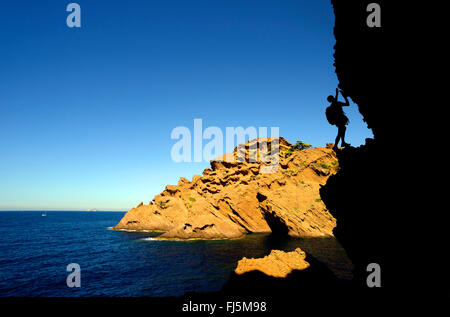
[285,141,312,158]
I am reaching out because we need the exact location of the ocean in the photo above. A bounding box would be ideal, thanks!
[0,211,353,297]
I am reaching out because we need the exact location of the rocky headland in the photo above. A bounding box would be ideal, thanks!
[113,137,339,240]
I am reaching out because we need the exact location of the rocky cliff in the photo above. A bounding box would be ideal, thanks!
[113,137,338,240]
[220,0,449,306]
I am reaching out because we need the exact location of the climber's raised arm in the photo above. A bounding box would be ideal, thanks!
[339,89,350,106]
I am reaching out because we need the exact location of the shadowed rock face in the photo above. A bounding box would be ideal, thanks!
[311,0,402,292]
[114,137,338,240]
[222,1,440,301]
[320,0,449,301]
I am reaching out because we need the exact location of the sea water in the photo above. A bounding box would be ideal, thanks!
[0,211,353,297]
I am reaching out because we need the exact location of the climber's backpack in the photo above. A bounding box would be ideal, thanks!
[325,105,338,125]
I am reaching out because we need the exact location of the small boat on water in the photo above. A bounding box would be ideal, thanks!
[42,212,47,217]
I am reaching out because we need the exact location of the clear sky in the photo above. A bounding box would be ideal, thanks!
[0,0,372,211]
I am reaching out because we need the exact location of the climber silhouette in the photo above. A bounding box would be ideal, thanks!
[326,88,350,149]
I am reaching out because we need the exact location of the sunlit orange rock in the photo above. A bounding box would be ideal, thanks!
[113,138,338,240]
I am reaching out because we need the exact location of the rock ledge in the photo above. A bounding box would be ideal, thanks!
[235,248,310,278]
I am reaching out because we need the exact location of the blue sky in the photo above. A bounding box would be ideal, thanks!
[0,0,372,211]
